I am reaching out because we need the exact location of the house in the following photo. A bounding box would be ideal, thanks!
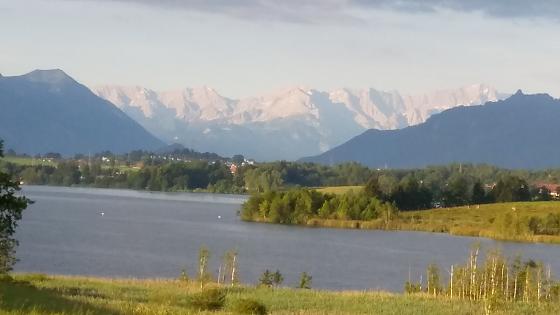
[229,163,238,175]
[535,182,560,199]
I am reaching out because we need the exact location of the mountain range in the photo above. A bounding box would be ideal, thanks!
[0,70,164,156]
[93,84,503,161]
[301,91,560,169]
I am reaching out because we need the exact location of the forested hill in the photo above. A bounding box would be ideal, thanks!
[301,91,560,169]
[0,69,165,156]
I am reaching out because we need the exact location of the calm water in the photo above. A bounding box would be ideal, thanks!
[14,186,560,291]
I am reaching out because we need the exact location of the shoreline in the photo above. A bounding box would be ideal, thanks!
[243,201,560,245]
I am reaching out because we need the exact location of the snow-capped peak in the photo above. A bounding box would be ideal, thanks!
[92,84,502,160]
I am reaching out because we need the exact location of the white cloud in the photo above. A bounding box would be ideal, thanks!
[78,0,560,24]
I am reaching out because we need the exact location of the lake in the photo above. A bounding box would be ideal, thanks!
[14,185,560,291]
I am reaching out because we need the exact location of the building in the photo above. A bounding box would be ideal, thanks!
[535,183,560,199]
[229,163,238,175]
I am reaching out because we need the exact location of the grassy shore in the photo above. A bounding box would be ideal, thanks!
[306,201,560,244]
[1,274,558,315]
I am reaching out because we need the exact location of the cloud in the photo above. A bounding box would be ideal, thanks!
[353,0,560,20]
[80,0,560,24]
[87,0,362,24]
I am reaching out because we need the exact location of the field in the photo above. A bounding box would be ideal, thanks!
[396,201,560,242]
[1,156,57,167]
[1,274,558,315]
[306,201,560,244]
[315,185,363,195]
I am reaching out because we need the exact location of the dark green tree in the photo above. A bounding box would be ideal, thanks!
[533,186,551,201]
[0,141,32,273]
[298,272,312,289]
[272,269,284,287]
[442,175,470,207]
[258,269,273,287]
[492,176,531,202]
[471,181,486,204]
[364,175,383,199]
[390,176,433,210]
[232,154,245,165]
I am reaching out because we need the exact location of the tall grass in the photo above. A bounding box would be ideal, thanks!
[406,246,560,314]
[2,272,560,314]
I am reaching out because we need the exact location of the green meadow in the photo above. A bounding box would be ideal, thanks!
[307,201,560,244]
[1,274,558,315]
[1,156,57,167]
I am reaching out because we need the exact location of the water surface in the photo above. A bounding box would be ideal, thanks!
[14,186,560,291]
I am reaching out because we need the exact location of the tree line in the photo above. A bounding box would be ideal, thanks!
[2,148,560,201]
[364,172,547,211]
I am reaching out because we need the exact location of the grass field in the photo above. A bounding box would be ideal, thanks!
[399,201,560,240]
[306,201,560,244]
[0,156,57,167]
[1,274,558,315]
[315,185,363,195]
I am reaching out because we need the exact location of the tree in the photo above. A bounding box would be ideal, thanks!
[471,181,486,204]
[179,267,189,282]
[533,186,551,201]
[390,176,432,211]
[426,263,441,296]
[272,269,284,287]
[442,175,469,207]
[364,176,383,199]
[298,272,312,289]
[232,154,245,165]
[492,176,531,202]
[0,140,32,273]
[198,246,211,288]
[221,249,239,286]
[259,269,273,287]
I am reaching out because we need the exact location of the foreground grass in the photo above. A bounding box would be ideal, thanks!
[306,201,560,244]
[1,274,558,315]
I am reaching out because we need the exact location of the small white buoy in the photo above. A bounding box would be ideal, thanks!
[217,215,222,219]
[100,212,105,216]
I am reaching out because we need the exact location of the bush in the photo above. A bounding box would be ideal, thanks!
[189,288,226,311]
[230,298,267,315]
[404,281,421,294]
[178,268,189,282]
[19,273,49,282]
[0,273,13,282]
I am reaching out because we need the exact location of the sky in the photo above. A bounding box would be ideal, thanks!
[1,0,560,98]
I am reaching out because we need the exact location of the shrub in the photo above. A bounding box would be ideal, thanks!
[178,268,189,282]
[19,273,49,282]
[258,270,273,287]
[404,281,421,294]
[230,298,267,315]
[189,288,226,311]
[298,272,312,289]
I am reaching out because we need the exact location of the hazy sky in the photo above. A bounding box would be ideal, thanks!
[1,0,560,98]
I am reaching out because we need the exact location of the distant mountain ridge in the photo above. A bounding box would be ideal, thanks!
[0,69,164,156]
[301,91,560,169]
[93,84,503,160]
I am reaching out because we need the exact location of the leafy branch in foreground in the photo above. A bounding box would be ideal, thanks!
[0,140,32,274]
